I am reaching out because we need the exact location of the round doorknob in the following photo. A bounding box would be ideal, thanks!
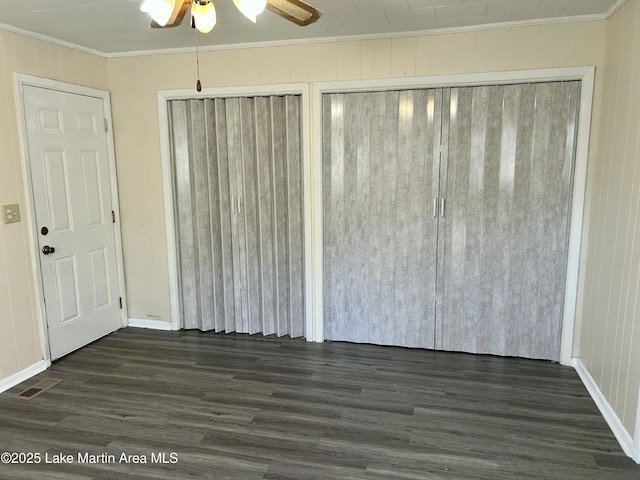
[42,245,55,255]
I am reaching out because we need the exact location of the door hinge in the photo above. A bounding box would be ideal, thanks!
[119,297,123,309]
[112,210,116,223]
[104,118,109,133]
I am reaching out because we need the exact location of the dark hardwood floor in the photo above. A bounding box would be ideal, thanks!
[0,328,638,479]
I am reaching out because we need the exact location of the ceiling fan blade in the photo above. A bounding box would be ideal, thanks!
[266,0,322,26]
[150,0,192,28]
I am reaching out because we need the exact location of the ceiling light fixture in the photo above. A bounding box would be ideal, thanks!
[141,0,321,31]
[141,0,322,92]
[140,0,176,26]
[191,0,217,33]
[233,0,267,23]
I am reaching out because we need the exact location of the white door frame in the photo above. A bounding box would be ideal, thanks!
[312,67,595,366]
[157,84,312,335]
[15,73,128,363]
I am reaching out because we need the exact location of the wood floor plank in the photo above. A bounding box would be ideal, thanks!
[0,328,637,479]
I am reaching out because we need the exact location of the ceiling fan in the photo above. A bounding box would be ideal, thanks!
[141,0,322,34]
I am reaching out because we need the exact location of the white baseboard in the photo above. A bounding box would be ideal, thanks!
[128,318,174,331]
[572,358,640,464]
[0,360,49,394]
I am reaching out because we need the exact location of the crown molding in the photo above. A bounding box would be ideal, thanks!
[0,22,107,57]
[606,0,629,18]
[0,9,616,60]
[105,14,607,58]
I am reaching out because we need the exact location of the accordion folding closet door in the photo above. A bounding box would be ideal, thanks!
[323,81,581,361]
[169,95,305,337]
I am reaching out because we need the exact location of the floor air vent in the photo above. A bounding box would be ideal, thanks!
[15,378,62,400]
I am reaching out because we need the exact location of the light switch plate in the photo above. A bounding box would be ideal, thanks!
[3,203,21,224]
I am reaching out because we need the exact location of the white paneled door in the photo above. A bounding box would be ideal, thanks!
[23,85,121,360]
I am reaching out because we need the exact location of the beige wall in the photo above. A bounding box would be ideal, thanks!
[108,20,607,326]
[577,0,640,440]
[0,29,108,382]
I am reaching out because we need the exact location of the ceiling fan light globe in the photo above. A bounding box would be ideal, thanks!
[233,0,267,22]
[141,0,176,26]
[192,1,217,33]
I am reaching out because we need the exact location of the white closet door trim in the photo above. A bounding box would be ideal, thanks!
[157,84,312,337]
[312,67,595,363]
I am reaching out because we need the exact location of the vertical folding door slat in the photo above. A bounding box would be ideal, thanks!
[206,99,235,333]
[322,93,361,343]
[435,88,450,348]
[323,94,343,342]
[505,84,535,357]
[224,98,246,333]
[323,90,441,348]
[342,92,363,343]
[239,97,260,334]
[492,85,520,357]
[271,97,290,337]
[254,96,276,335]
[374,91,400,346]
[352,93,373,344]
[189,99,216,331]
[170,100,207,330]
[169,101,196,327]
[286,96,305,338]
[394,89,440,347]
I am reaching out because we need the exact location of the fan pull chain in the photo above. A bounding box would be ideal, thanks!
[194,16,202,92]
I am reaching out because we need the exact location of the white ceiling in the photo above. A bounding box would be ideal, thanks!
[0,0,623,56]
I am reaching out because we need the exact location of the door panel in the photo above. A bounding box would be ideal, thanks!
[74,112,97,135]
[88,248,111,310]
[23,85,121,359]
[438,82,580,360]
[80,151,105,227]
[43,149,73,233]
[323,89,441,348]
[54,255,81,324]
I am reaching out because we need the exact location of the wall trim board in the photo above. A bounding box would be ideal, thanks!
[2,15,608,60]
[157,83,313,338]
[14,74,128,363]
[312,66,596,361]
[606,0,630,19]
[106,16,607,58]
[128,318,175,331]
[0,361,49,395]
[573,358,640,463]
[0,23,106,57]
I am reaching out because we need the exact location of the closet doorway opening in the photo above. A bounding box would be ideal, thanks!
[313,68,595,365]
